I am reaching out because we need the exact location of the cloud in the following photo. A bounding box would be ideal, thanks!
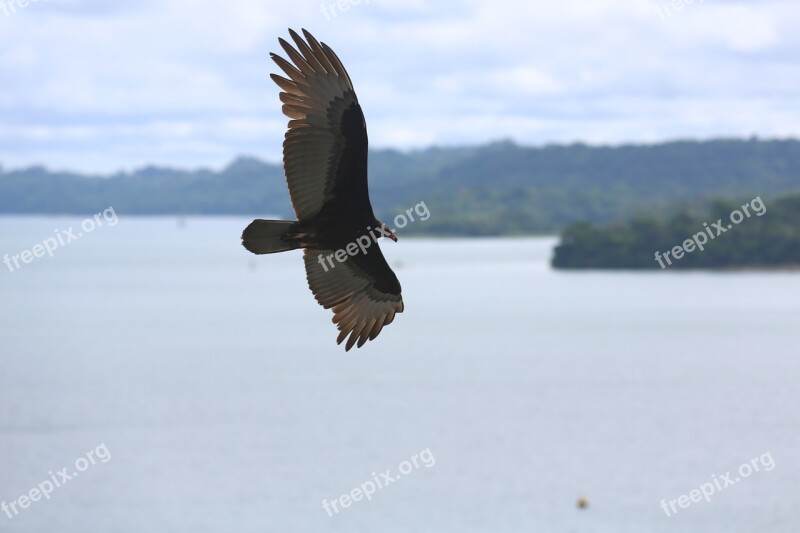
[0,0,798,171]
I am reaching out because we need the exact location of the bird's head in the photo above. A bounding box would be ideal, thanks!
[379,221,398,242]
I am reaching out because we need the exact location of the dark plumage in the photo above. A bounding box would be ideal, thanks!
[242,29,403,351]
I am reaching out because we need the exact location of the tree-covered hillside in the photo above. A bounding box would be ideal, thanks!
[552,194,800,269]
[2,138,800,236]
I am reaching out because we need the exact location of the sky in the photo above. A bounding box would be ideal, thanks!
[0,0,798,172]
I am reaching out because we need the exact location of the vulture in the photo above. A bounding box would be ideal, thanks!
[242,29,403,351]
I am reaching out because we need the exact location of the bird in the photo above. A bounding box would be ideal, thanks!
[242,29,403,351]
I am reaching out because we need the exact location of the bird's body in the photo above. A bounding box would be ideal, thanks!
[242,29,403,351]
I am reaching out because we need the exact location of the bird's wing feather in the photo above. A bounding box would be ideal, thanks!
[304,247,403,350]
[272,29,373,222]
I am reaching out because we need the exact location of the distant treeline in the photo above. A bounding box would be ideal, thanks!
[552,194,800,269]
[2,138,800,236]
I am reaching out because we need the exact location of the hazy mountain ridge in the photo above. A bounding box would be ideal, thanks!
[2,138,799,235]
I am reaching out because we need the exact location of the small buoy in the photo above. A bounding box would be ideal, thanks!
[577,497,588,509]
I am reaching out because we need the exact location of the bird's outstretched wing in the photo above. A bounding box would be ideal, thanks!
[304,248,403,351]
[271,29,374,222]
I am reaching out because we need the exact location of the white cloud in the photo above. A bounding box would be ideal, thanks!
[489,67,562,96]
[0,0,797,171]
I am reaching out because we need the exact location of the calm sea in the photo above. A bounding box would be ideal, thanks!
[0,216,798,532]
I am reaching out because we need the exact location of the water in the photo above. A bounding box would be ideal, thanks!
[0,216,798,532]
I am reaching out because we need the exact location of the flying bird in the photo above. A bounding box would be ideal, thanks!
[242,29,403,351]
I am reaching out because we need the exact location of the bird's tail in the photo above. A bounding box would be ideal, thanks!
[242,219,301,254]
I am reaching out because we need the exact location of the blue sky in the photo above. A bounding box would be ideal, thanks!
[0,0,798,172]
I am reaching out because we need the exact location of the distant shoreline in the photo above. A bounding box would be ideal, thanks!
[3,139,800,237]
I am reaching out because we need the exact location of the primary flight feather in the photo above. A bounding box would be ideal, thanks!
[242,29,403,351]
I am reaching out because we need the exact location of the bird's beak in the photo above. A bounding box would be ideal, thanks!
[379,223,398,242]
